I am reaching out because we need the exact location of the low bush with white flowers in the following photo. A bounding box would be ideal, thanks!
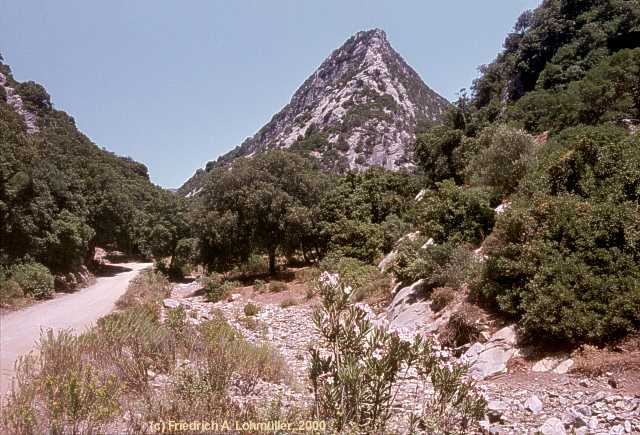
[309,271,487,434]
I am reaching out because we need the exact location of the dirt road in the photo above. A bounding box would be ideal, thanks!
[0,262,151,399]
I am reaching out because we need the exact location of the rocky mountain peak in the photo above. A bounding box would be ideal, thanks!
[180,28,450,195]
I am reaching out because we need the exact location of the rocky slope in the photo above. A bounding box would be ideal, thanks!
[0,71,39,134]
[180,29,450,196]
[161,280,640,435]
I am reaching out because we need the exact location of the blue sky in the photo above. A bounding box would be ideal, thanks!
[0,0,540,188]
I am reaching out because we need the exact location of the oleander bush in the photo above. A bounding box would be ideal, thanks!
[309,272,486,433]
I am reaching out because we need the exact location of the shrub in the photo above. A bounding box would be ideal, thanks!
[234,343,287,395]
[243,303,260,316]
[89,307,174,392]
[267,281,287,293]
[521,125,640,203]
[279,298,299,308]
[9,262,54,299]
[194,314,287,395]
[237,254,269,277]
[431,287,456,312]
[440,303,482,348]
[414,125,466,185]
[2,329,122,434]
[380,213,412,253]
[309,272,485,433]
[116,270,170,310]
[318,254,390,302]
[166,305,187,332]
[201,276,239,302]
[0,274,23,306]
[411,180,495,245]
[253,279,266,292]
[465,125,536,198]
[171,237,199,276]
[327,219,385,263]
[474,195,640,344]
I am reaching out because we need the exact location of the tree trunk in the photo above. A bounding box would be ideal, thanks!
[268,249,276,276]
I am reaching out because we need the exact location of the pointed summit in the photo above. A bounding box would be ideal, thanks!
[180,29,450,195]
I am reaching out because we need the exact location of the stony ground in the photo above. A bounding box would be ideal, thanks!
[163,278,640,435]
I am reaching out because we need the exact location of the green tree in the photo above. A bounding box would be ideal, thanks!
[194,151,324,274]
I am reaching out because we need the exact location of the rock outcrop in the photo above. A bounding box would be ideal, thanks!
[180,29,450,195]
[0,71,39,134]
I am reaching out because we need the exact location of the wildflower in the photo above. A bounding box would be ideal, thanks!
[319,271,339,287]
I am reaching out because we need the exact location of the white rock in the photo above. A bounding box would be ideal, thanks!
[553,358,574,374]
[421,238,435,249]
[468,346,517,380]
[526,394,543,413]
[378,249,398,272]
[532,356,562,372]
[163,298,180,308]
[609,424,625,435]
[495,202,511,214]
[538,417,566,435]
[490,325,518,346]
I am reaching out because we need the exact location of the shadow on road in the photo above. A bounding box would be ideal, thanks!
[93,263,133,277]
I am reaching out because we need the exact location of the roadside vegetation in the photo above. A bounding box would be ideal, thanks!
[1,270,293,434]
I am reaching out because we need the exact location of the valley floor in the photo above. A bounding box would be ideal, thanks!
[162,275,640,434]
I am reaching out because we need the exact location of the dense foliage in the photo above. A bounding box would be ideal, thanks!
[0,61,188,297]
[406,0,640,345]
[193,153,420,272]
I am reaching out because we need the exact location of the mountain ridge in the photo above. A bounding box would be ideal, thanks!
[179,29,450,195]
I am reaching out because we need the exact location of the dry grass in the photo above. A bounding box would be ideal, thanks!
[440,303,482,348]
[115,270,170,310]
[279,298,299,308]
[268,281,287,293]
[571,335,640,378]
[430,287,456,312]
[243,302,260,316]
[1,271,296,434]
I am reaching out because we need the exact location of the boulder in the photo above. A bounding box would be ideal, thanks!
[553,358,574,374]
[387,280,431,332]
[163,298,181,309]
[465,326,518,380]
[378,250,398,272]
[538,417,566,435]
[526,394,543,413]
[494,202,511,214]
[468,346,517,380]
[532,356,562,372]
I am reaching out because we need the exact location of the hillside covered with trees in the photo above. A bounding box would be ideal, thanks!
[0,57,189,301]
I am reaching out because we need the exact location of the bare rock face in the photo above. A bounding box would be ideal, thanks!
[180,29,450,195]
[0,71,39,134]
